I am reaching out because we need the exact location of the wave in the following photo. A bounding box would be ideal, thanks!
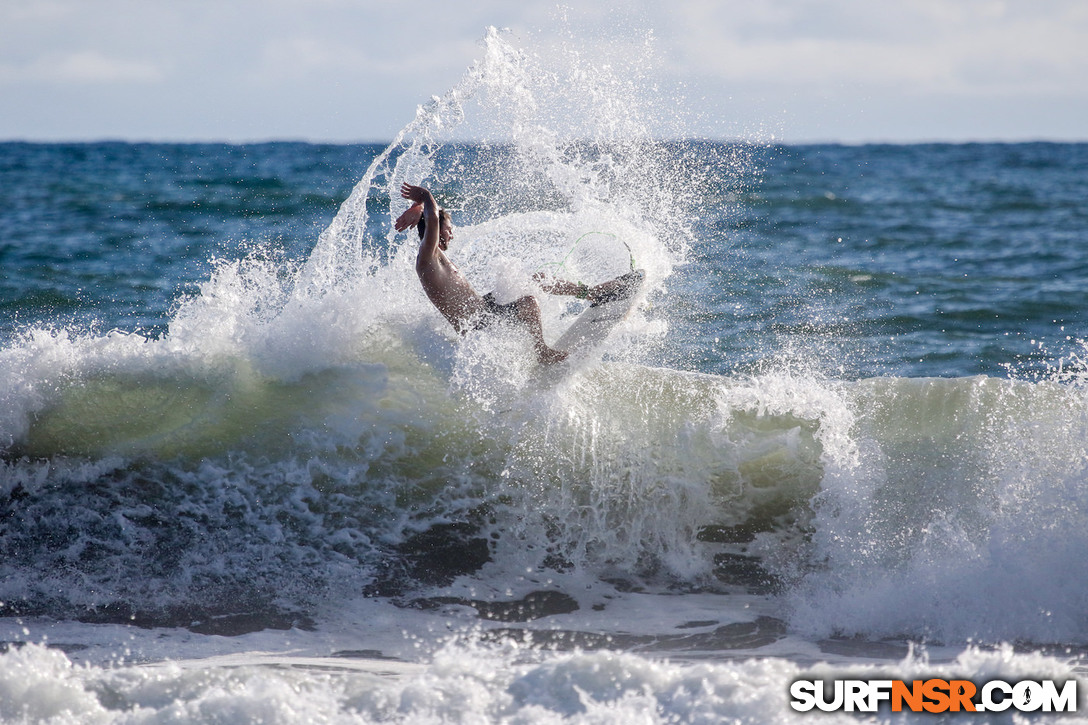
[5,304,1088,646]
[3,638,1084,724]
[4,29,1088,649]
[791,374,1088,645]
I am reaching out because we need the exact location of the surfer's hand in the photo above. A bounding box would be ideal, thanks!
[400,183,432,204]
[532,271,573,296]
[394,202,424,232]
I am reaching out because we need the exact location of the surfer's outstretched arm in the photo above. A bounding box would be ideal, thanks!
[533,271,640,304]
[533,272,591,299]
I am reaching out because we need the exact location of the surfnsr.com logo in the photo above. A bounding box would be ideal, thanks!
[790,678,1077,714]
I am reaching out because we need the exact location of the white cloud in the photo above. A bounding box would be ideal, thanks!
[15,51,164,84]
[251,34,478,84]
[668,0,1088,94]
[0,0,1085,141]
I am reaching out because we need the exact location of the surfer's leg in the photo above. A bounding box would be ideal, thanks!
[512,295,567,365]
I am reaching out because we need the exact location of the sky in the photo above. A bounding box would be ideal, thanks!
[2,0,1086,144]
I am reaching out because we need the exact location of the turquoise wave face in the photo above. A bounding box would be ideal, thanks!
[7,301,1088,644]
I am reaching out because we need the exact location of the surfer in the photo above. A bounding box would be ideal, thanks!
[396,183,630,365]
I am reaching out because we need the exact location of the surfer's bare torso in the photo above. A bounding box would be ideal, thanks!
[396,184,482,331]
[416,244,485,333]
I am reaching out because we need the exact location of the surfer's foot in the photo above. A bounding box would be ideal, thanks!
[539,347,568,365]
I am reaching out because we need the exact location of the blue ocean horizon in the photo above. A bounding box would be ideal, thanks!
[4,139,1086,380]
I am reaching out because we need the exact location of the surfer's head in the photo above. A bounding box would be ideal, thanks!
[418,208,453,250]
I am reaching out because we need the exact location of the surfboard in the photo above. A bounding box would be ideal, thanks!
[551,269,644,357]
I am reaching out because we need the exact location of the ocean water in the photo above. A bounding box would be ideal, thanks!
[3,27,1088,723]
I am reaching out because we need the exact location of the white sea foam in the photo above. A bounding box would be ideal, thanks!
[789,375,1088,644]
[2,635,1085,724]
